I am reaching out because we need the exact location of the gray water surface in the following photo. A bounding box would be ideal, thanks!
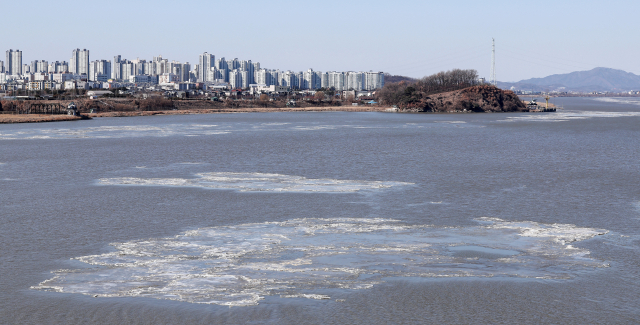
[1,97,639,324]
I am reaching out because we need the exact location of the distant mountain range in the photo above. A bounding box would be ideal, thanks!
[498,67,640,92]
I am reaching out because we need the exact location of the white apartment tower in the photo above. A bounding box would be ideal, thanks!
[198,52,214,82]
[239,60,253,84]
[346,72,365,91]
[229,69,242,89]
[153,55,169,75]
[255,69,270,86]
[320,72,329,88]
[215,58,229,82]
[180,62,191,82]
[121,60,134,81]
[240,70,249,88]
[226,58,239,71]
[89,60,111,82]
[112,55,122,80]
[49,61,68,73]
[6,49,22,76]
[303,69,320,90]
[364,72,384,90]
[70,49,90,75]
[132,58,146,75]
[31,60,48,73]
[328,72,346,91]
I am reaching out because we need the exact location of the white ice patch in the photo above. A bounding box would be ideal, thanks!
[501,110,640,122]
[592,97,640,106]
[97,172,412,193]
[34,218,608,306]
[435,121,467,124]
[0,124,232,140]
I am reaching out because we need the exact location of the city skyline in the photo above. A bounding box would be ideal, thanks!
[1,0,638,82]
[0,47,386,92]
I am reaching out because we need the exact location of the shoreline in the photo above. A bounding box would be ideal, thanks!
[0,114,84,124]
[0,100,547,124]
[86,105,389,118]
[0,106,390,123]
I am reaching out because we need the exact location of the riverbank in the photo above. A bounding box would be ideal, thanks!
[0,114,84,124]
[85,105,389,118]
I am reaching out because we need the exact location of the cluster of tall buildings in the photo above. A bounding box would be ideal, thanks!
[4,49,83,76]
[196,52,384,91]
[1,49,384,91]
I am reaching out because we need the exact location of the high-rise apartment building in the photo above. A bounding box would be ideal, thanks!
[328,71,346,90]
[229,69,242,89]
[0,60,4,73]
[239,60,254,84]
[131,58,146,76]
[303,69,321,90]
[320,72,329,88]
[70,49,90,75]
[152,55,168,75]
[198,52,214,82]
[144,61,154,76]
[240,70,249,88]
[364,72,384,90]
[279,71,294,88]
[30,60,48,73]
[89,60,111,82]
[112,55,122,80]
[179,62,191,82]
[226,58,239,71]
[215,58,229,82]
[121,60,133,81]
[255,69,270,86]
[6,49,22,76]
[346,72,365,91]
[49,61,69,73]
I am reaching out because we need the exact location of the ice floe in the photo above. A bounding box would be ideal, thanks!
[97,172,413,193]
[34,217,609,306]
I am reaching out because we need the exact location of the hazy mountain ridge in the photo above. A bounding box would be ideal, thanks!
[499,67,640,92]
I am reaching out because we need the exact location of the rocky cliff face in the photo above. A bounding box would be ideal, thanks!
[400,85,527,113]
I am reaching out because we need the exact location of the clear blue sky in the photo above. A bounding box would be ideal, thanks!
[3,0,638,82]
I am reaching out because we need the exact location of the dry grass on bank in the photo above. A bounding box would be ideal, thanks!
[86,105,390,118]
[0,105,391,124]
[0,114,83,124]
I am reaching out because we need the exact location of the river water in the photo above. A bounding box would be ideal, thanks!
[1,97,639,324]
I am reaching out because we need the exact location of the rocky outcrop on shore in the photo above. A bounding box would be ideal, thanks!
[399,85,527,113]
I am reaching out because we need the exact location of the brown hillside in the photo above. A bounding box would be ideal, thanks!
[400,85,527,113]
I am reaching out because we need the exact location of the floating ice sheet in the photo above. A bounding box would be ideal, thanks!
[34,218,608,306]
[0,124,232,140]
[0,120,477,140]
[501,110,640,122]
[592,97,640,106]
[97,172,413,193]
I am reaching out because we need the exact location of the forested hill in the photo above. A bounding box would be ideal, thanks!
[383,74,418,84]
[377,69,526,113]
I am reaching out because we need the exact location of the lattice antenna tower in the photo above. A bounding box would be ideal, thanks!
[491,38,497,86]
